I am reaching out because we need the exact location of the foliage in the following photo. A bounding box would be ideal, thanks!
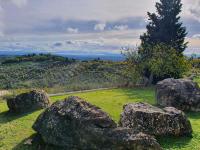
[185,56,200,80]
[124,44,190,84]
[194,77,200,86]
[0,87,200,149]
[1,53,76,64]
[143,44,190,81]
[122,48,146,85]
[0,57,127,91]
[140,0,187,53]
[190,57,200,69]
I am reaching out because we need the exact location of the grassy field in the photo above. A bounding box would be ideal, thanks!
[0,87,200,150]
[194,77,200,86]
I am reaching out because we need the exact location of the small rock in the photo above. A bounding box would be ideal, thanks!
[7,90,50,113]
[33,96,162,150]
[156,78,200,111]
[119,102,192,137]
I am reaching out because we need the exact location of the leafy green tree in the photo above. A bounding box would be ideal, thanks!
[140,0,187,54]
[143,44,190,83]
[123,48,144,85]
[124,44,190,85]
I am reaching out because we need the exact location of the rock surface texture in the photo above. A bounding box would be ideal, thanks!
[33,96,162,150]
[7,90,50,113]
[119,102,192,137]
[156,78,200,111]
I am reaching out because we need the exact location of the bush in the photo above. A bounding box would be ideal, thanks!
[124,44,190,85]
[191,58,200,68]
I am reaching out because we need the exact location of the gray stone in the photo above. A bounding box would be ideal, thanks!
[7,90,50,113]
[33,96,162,150]
[119,102,192,137]
[156,78,200,111]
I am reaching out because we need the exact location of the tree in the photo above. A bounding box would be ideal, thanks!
[123,47,144,85]
[140,0,187,54]
[143,44,190,83]
[124,44,190,85]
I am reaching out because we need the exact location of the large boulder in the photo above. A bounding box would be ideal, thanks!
[33,96,162,150]
[7,90,50,113]
[156,78,200,111]
[119,102,192,137]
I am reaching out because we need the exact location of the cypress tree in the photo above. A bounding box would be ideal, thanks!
[140,0,188,54]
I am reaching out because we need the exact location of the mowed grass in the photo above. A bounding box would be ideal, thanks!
[0,87,200,150]
[194,77,200,86]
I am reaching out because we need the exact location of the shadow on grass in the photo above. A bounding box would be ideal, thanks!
[186,112,200,119]
[0,110,36,124]
[13,134,62,150]
[158,136,192,149]
[119,87,156,105]
[12,134,38,150]
[14,134,193,150]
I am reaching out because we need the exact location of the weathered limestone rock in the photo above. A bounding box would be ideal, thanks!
[33,96,162,150]
[156,78,200,111]
[119,102,192,137]
[7,90,50,113]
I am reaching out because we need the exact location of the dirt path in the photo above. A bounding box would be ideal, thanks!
[48,87,116,97]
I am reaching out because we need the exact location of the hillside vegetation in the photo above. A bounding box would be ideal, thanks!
[0,54,199,93]
[0,54,127,92]
[1,53,76,64]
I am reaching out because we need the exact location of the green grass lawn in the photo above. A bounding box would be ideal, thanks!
[194,77,200,86]
[0,87,200,150]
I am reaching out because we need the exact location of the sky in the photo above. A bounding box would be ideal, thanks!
[0,0,200,55]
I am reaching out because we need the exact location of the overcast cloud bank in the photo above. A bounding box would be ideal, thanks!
[0,0,199,55]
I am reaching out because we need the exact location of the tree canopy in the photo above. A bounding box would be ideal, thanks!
[124,44,190,85]
[140,0,187,54]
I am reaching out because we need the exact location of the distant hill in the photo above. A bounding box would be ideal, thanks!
[1,53,76,64]
[0,50,125,61]
[0,54,128,92]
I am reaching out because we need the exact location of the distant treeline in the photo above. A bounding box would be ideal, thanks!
[1,53,76,64]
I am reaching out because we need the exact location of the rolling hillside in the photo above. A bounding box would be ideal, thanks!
[0,54,127,92]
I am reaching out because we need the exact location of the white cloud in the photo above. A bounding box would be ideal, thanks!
[94,23,106,31]
[0,0,199,52]
[192,34,200,39]
[0,5,4,36]
[0,31,4,37]
[182,0,200,22]
[24,0,158,21]
[10,0,27,8]
[114,25,128,31]
[0,5,3,12]
[0,29,143,51]
[1,28,200,54]
[188,0,200,22]
[67,27,79,34]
